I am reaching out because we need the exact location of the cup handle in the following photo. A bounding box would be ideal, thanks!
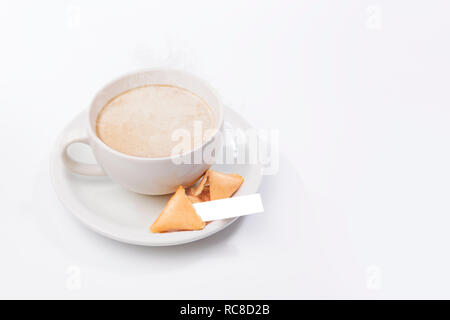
[60,129,106,176]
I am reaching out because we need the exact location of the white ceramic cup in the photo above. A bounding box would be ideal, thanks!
[59,69,224,195]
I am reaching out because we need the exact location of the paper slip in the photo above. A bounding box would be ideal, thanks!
[193,194,264,222]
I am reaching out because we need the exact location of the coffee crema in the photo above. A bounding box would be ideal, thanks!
[96,84,216,158]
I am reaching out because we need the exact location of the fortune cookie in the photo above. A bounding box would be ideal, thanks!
[150,186,205,233]
[186,170,244,202]
[187,185,210,203]
[208,170,244,200]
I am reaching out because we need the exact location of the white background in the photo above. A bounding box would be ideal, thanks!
[1,0,449,299]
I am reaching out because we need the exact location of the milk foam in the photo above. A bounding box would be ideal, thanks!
[96,85,216,158]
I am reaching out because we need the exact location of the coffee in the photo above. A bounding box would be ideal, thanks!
[96,84,216,158]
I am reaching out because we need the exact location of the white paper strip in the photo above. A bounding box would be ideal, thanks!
[193,194,264,222]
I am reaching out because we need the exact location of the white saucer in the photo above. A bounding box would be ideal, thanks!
[50,107,263,246]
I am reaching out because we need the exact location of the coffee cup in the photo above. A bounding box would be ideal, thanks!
[59,69,224,195]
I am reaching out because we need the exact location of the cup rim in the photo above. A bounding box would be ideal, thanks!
[87,68,224,162]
